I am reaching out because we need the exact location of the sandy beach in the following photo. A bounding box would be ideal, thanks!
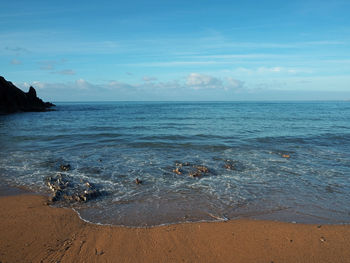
[0,194,349,262]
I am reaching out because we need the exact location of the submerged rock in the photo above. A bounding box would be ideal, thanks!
[172,167,182,175]
[175,161,191,167]
[188,165,210,178]
[188,170,202,178]
[172,162,210,178]
[135,178,143,185]
[60,164,71,171]
[223,160,245,172]
[0,76,55,114]
[194,165,209,173]
[224,160,235,170]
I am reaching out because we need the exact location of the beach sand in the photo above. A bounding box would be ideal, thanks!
[1,194,350,262]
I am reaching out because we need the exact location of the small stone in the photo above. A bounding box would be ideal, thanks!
[189,171,202,178]
[195,165,209,173]
[73,194,82,202]
[175,162,183,167]
[53,190,62,201]
[224,163,235,170]
[60,164,71,171]
[63,195,73,202]
[95,248,104,255]
[135,178,142,185]
[320,237,326,242]
[175,161,191,167]
[173,167,182,175]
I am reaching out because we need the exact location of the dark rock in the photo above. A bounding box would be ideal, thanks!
[60,164,71,171]
[63,194,74,202]
[224,160,235,170]
[188,165,210,178]
[49,190,62,202]
[194,165,209,173]
[28,86,37,98]
[45,173,70,191]
[175,161,191,167]
[172,167,182,175]
[0,76,55,114]
[224,160,245,172]
[172,162,211,178]
[135,178,142,185]
[224,163,235,170]
[82,189,100,200]
[189,170,202,178]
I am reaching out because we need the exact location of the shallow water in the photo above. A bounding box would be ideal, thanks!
[1,101,350,226]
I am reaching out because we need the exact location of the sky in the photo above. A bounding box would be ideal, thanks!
[1,0,350,101]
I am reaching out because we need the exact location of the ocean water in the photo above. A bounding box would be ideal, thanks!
[1,101,350,226]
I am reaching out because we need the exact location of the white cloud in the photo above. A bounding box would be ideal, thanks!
[13,73,246,102]
[32,81,46,89]
[186,73,223,90]
[257,67,282,73]
[142,76,157,82]
[75,79,92,90]
[108,81,134,90]
[186,73,244,91]
[226,77,244,90]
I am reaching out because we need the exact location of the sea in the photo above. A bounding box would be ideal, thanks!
[1,101,350,226]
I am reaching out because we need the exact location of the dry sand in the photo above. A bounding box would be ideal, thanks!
[0,194,350,263]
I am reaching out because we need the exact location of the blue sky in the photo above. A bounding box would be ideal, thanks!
[1,0,350,101]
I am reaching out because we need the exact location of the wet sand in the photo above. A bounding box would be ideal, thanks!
[0,194,350,262]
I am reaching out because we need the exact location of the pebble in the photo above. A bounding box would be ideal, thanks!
[172,167,182,175]
[135,178,142,185]
[60,164,71,171]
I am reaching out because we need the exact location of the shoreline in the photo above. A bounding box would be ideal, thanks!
[1,193,350,262]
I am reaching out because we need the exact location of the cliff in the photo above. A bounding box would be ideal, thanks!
[0,76,55,114]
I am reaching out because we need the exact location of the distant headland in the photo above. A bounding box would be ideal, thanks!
[0,76,55,114]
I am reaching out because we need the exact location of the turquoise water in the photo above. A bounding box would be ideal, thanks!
[1,102,350,226]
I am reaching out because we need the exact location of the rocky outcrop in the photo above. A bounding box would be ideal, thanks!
[0,76,55,114]
[172,161,211,178]
[45,173,103,204]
